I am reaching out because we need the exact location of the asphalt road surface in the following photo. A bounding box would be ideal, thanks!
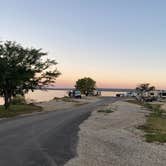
[0,97,118,166]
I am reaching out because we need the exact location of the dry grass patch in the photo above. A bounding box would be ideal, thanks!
[126,99,166,142]
[98,108,114,113]
[139,115,166,143]
[138,103,166,143]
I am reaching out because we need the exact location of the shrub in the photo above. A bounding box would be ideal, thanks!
[11,95,26,105]
[98,109,114,113]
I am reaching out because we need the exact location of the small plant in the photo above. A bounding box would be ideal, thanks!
[98,109,114,113]
[11,95,26,105]
[145,133,166,143]
[152,108,164,117]
[53,97,61,100]
[144,103,153,110]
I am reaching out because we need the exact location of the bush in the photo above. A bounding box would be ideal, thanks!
[11,95,26,105]
[98,109,114,113]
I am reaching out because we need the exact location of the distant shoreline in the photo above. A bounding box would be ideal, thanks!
[37,87,133,92]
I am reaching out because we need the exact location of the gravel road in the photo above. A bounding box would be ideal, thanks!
[65,100,166,166]
[0,97,117,166]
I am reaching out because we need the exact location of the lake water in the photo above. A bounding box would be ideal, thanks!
[0,90,126,105]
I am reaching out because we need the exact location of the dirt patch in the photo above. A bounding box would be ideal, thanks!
[65,101,166,166]
[35,97,101,112]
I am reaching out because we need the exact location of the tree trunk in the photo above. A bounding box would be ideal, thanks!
[4,92,11,110]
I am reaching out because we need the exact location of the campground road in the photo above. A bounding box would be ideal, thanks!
[0,97,118,166]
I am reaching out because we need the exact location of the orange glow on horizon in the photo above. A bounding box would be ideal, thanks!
[55,78,166,90]
[54,69,166,90]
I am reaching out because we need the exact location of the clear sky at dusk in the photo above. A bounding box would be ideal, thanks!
[0,0,166,89]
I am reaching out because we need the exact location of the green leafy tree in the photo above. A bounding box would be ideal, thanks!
[75,77,96,96]
[0,41,61,109]
[136,83,155,93]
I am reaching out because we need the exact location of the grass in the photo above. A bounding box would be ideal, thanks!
[53,96,79,102]
[61,97,77,102]
[75,102,88,106]
[127,99,166,143]
[125,99,142,105]
[138,115,166,143]
[0,104,42,118]
[126,99,166,142]
[98,108,114,113]
[53,97,61,100]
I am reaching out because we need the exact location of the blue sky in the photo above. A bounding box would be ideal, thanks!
[0,0,166,88]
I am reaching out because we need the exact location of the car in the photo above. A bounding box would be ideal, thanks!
[73,90,82,98]
[116,93,125,97]
[68,90,82,98]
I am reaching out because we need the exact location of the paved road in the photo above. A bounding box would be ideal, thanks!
[0,97,118,166]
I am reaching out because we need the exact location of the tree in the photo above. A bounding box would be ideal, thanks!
[75,77,96,96]
[136,83,155,93]
[0,41,61,110]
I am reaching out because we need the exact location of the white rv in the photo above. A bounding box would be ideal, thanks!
[148,91,159,98]
[159,91,166,99]
[136,90,159,102]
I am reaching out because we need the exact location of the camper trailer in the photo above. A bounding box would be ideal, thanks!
[137,90,159,102]
[159,91,166,99]
[148,90,159,100]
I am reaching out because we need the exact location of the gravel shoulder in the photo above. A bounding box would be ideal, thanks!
[35,96,101,112]
[65,100,166,166]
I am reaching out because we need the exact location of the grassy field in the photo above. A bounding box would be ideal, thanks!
[126,99,166,143]
[0,104,42,118]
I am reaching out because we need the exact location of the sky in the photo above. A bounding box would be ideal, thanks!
[0,0,166,89]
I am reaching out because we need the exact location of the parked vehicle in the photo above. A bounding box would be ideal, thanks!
[126,92,132,97]
[148,91,159,100]
[84,90,101,96]
[126,91,137,97]
[68,90,82,98]
[116,93,125,97]
[159,91,166,99]
[136,90,159,102]
[74,90,82,98]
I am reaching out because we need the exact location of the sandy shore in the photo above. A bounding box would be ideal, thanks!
[35,96,101,112]
[65,100,166,166]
